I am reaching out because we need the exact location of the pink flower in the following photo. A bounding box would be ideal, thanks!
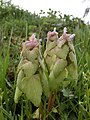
[25,34,38,50]
[58,27,75,47]
[47,31,58,41]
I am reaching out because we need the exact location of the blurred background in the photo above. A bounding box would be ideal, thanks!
[11,0,90,23]
[0,0,90,120]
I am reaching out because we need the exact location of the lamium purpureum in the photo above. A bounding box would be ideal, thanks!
[14,27,78,108]
[44,27,78,91]
[14,34,42,107]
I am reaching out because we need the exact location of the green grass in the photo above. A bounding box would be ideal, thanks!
[0,28,13,119]
[0,1,90,119]
[0,23,90,120]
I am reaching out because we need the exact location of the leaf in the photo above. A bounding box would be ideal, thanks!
[28,48,39,62]
[21,61,38,77]
[46,47,56,56]
[53,59,67,77]
[52,107,58,113]
[56,69,68,87]
[45,54,56,70]
[69,51,77,66]
[50,54,57,71]
[67,63,78,80]
[40,71,50,97]
[62,88,70,97]
[86,52,90,69]
[38,57,50,97]
[49,71,56,89]
[22,47,39,62]
[63,80,70,87]
[46,40,57,51]
[33,108,39,119]
[56,44,69,59]
[38,58,45,71]
[49,66,67,90]
[18,74,42,107]
[45,55,52,70]
[17,59,24,73]
[58,39,66,47]
[17,70,24,85]
[68,41,75,52]
[14,87,22,103]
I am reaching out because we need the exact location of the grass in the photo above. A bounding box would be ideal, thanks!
[0,1,90,119]
[0,24,90,120]
[0,28,13,119]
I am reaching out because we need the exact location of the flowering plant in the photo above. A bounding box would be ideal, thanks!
[14,27,78,119]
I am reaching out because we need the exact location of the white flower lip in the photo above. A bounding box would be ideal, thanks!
[54,27,56,32]
[70,34,75,39]
[54,27,58,35]
[63,27,67,33]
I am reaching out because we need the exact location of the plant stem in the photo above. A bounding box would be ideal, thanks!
[47,91,55,120]
[39,102,44,120]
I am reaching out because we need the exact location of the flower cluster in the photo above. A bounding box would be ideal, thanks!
[14,28,78,106]
[44,27,78,90]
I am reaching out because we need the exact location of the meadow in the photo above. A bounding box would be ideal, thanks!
[0,1,90,120]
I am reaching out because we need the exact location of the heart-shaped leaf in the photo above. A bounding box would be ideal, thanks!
[18,74,42,107]
[22,47,39,62]
[56,44,69,59]
[46,40,57,51]
[21,61,39,77]
[53,59,67,77]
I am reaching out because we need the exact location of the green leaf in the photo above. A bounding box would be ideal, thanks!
[45,54,56,70]
[22,62,34,77]
[50,54,57,71]
[14,87,22,103]
[46,40,57,51]
[62,88,70,97]
[14,70,24,103]
[22,47,39,62]
[86,52,90,69]
[18,74,42,107]
[0,107,12,120]
[33,108,39,119]
[49,69,67,90]
[40,71,50,97]
[68,41,75,52]
[63,80,70,87]
[17,70,24,85]
[21,61,38,77]
[46,47,56,56]
[56,69,67,87]
[39,66,50,97]
[56,44,69,59]
[53,59,67,77]
[69,51,77,66]
[67,63,78,80]
[52,107,58,113]
[38,58,45,71]
[49,71,56,89]
[37,56,50,97]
